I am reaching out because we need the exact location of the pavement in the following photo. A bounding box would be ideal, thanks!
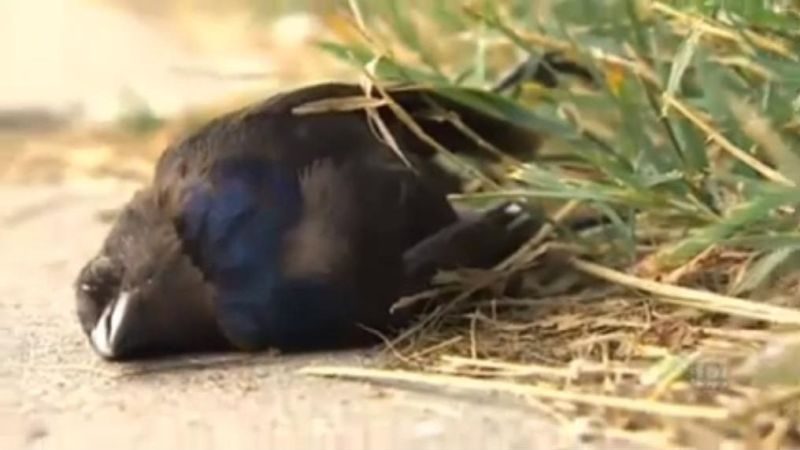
[1,180,655,450]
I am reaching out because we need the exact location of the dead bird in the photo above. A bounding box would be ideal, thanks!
[74,53,592,361]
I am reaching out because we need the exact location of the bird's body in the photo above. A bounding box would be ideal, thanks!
[75,82,542,360]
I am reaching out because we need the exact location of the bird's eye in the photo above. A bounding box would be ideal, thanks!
[77,260,123,310]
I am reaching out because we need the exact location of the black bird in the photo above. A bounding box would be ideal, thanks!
[74,82,545,361]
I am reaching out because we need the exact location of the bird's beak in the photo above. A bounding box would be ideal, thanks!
[89,291,133,360]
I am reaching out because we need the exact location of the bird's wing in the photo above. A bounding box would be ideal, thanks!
[282,155,459,335]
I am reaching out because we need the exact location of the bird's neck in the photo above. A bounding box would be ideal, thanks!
[182,158,302,293]
[181,158,305,349]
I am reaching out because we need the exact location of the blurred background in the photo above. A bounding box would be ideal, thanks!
[0,0,359,185]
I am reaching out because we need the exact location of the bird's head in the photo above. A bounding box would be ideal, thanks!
[74,190,230,361]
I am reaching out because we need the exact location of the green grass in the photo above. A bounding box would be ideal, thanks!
[285,4,800,446]
[313,0,800,294]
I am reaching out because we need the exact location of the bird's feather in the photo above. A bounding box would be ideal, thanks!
[74,81,544,360]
